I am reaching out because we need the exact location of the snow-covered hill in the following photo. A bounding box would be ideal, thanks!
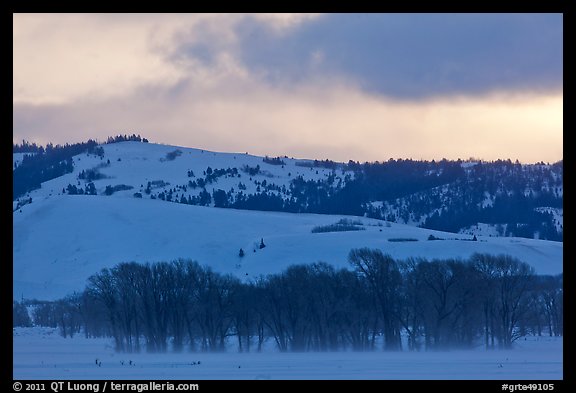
[17,141,349,202]
[13,142,563,300]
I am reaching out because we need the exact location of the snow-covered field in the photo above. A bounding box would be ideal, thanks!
[13,327,562,380]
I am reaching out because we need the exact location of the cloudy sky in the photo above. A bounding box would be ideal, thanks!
[13,13,563,163]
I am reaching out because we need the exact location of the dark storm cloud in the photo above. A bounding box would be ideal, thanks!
[13,14,563,163]
[230,13,562,99]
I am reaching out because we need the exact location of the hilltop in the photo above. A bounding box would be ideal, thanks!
[13,139,563,300]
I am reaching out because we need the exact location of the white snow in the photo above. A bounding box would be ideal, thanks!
[13,142,563,301]
[13,327,562,380]
[13,195,563,301]
[12,142,564,380]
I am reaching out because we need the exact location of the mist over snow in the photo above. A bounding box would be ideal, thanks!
[13,327,562,380]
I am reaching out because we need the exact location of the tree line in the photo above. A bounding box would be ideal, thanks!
[158,159,563,241]
[13,139,104,200]
[15,251,562,353]
[13,136,149,200]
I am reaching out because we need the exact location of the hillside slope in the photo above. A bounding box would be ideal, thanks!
[13,141,563,300]
[14,141,563,241]
[14,193,562,300]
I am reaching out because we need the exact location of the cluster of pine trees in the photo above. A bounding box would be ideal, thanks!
[16,251,562,353]
[13,140,102,200]
[105,134,148,144]
[160,159,563,240]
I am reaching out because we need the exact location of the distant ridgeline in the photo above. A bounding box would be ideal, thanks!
[13,136,563,241]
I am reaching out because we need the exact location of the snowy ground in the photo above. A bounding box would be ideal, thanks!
[14,195,563,301]
[13,327,562,380]
[13,141,563,301]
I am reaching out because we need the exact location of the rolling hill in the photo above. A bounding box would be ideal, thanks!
[13,141,563,300]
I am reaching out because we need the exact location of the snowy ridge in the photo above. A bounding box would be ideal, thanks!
[13,142,563,301]
[21,141,353,202]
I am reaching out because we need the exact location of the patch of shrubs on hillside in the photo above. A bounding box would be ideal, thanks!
[64,182,97,195]
[296,158,342,170]
[78,168,107,182]
[242,164,261,176]
[312,218,366,233]
[162,149,182,162]
[145,180,170,194]
[263,156,286,166]
[104,184,134,196]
